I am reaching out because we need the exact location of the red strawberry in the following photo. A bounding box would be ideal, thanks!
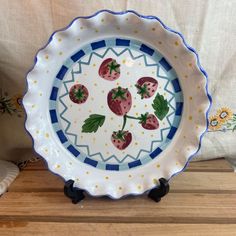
[111,130,132,150]
[107,87,132,116]
[99,58,120,81]
[140,113,159,130]
[135,77,158,99]
[69,84,89,104]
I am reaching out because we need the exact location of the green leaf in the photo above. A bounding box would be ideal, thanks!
[152,93,169,120]
[82,114,105,133]
[232,125,236,132]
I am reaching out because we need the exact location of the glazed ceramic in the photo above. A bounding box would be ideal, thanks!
[0,160,19,195]
[23,10,211,199]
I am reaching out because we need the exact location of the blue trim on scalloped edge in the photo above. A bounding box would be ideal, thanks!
[23,9,212,200]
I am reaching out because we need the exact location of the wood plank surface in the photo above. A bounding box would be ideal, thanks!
[0,192,236,224]
[1,222,236,236]
[9,170,236,193]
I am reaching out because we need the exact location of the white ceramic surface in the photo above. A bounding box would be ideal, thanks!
[0,160,19,195]
[23,10,211,199]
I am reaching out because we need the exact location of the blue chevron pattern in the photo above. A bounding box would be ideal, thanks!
[49,38,183,170]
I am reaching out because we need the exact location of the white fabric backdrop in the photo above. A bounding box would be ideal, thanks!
[0,0,235,166]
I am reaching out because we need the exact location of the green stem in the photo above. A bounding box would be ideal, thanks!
[125,115,141,120]
[121,115,127,131]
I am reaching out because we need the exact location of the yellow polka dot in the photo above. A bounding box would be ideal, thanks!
[116,26,120,30]
[95,29,99,33]
[116,82,120,86]
[198,109,203,113]
[44,148,48,153]
[152,27,156,31]
[130,124,134,127]
[45,133,49,138]
[150,134,154,137]
[189,63,193,67]
[105,143,108,146]
[93,63,96,67]
[106,151,110,155]
[58,38,62,42]
[144,104,148,108]
[134,30,138,34]
[76,178,79,182]
[135,142,138,145]
[153,178,158,184]
[176,162,179,165]
[152,71,155,74]
[101,105,104,108]
[56,164,60,169]
[80,135,83,139]
[59,51,63,56]
[156,164,160,168]
[105,176,109,180]
[158,41,162,44]
[119,187,122,190]
[101,18,104,22]
[122,59,126,64]
[31,104,35,108]
[39,93,42,96]
[33,80,37,84]
[93,137,96,142]
[137,185,141,190]
[80,26,83,30]
[196,125,199,129]
[36,130,39,134]
[95,185,98,188]
[91,97,94,101]
[86,171,89,175]
[45,55,49,59]
[126,18,129,21]
[184,75,188,79]
[133,105,136,108]
[135,112,139,116]
[189,96,193,100]
[141,174,144,178]
[197,85,201,89]
[141,131,144,135]
[183,135,186,139]
[187,147,190,151]
[189,115,193,121]
[175,41,179,46]
[128,174,132,178]
[110,117,114,121]
[174,55,178,59]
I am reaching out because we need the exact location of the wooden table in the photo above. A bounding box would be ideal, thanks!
[0,158,235,236]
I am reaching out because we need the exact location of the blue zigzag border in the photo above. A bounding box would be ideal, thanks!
[59,47,177,164]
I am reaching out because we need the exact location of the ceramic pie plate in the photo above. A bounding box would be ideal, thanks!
[0,160,19,195]
[23,10,211,199]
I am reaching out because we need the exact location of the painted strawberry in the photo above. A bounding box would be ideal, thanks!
[139,113,159,130]
[107,87,132,116]
[69,84,89,104]
[111,130,132,150]
[135,77,158,99]
[99,58,120,81]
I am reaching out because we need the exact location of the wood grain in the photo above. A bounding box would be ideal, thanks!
[9,170,236,193]
[0,222,236,236]
[0,192,236,223]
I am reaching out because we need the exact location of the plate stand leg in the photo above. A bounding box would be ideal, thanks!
[148,178,169,202]
[64,180,85,204]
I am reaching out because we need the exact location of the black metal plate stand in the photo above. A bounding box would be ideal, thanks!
[64,178,169,204]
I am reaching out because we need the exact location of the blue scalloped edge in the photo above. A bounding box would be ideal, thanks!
[23,9,212,200]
